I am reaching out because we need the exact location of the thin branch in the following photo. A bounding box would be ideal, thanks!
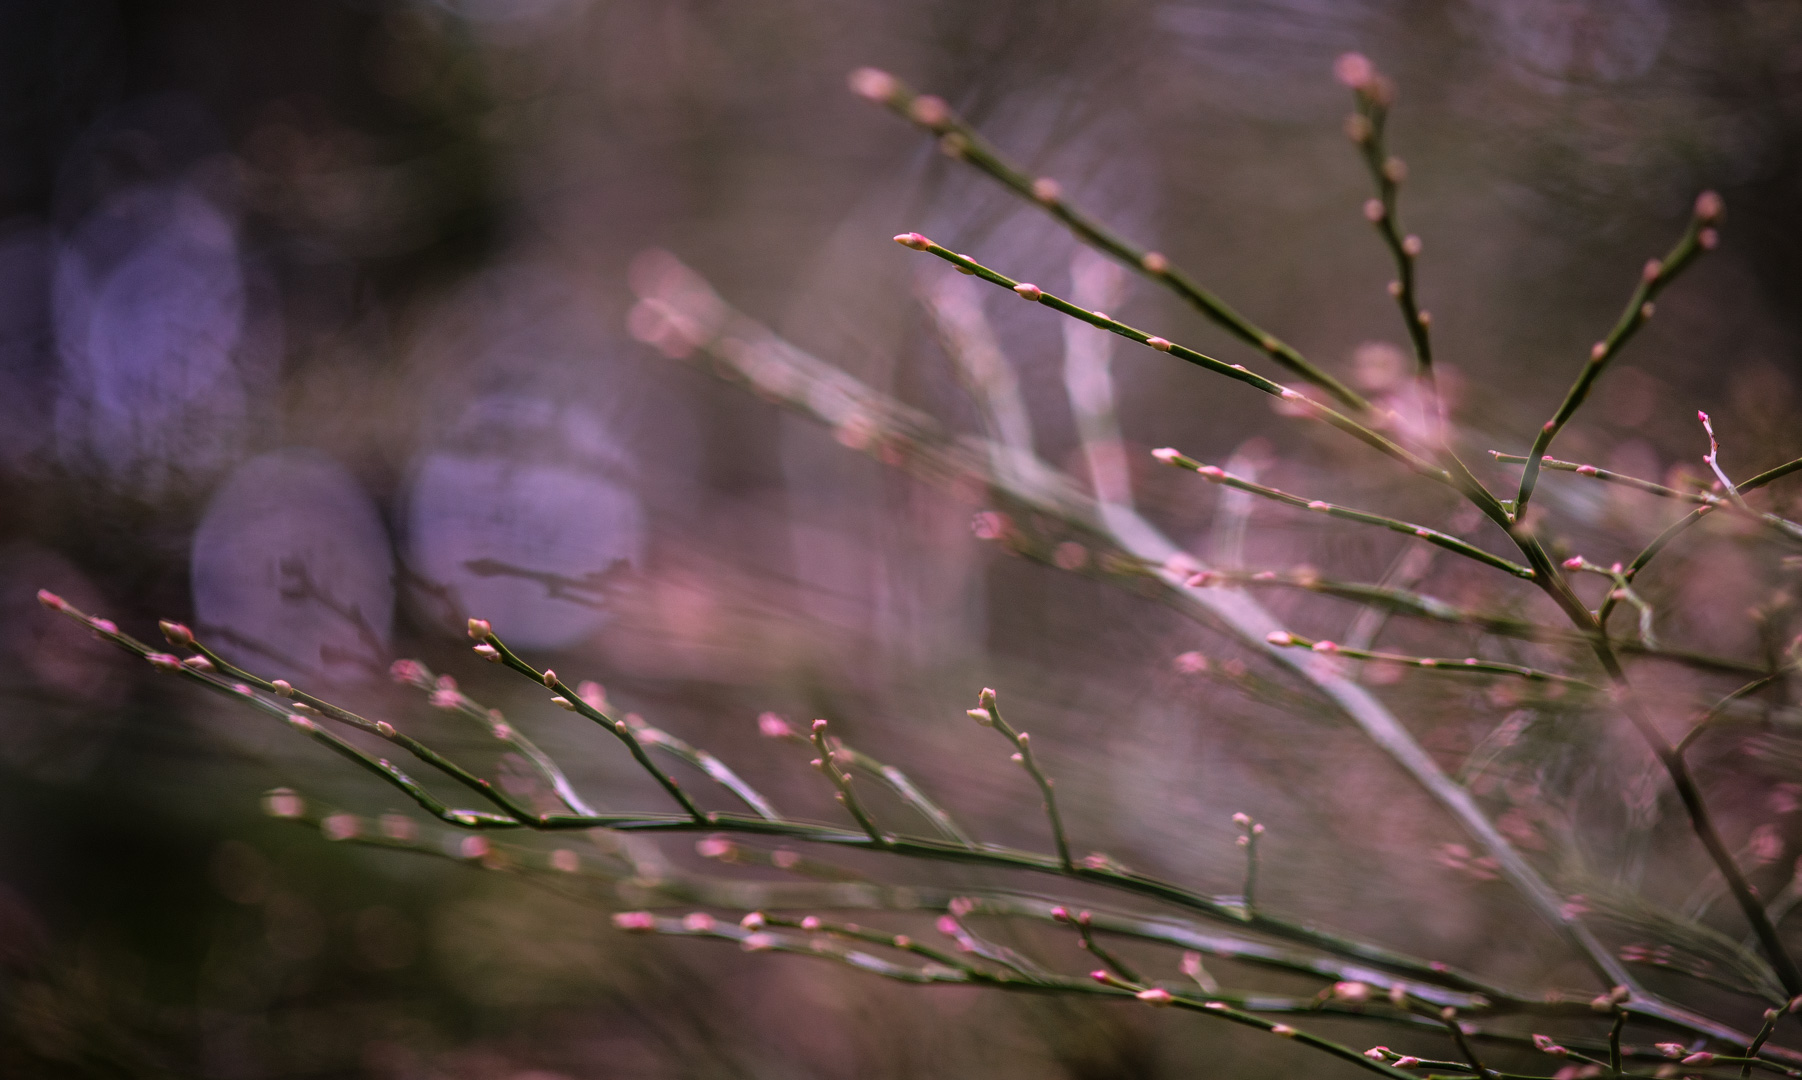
[849,68,1371,412]
[972,688,1073,872]
[1264,631,1598,689]
[1513,192,1722,522]
[1150,449,1534,578]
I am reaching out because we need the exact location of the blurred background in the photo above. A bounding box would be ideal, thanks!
[2,0,1802,1076]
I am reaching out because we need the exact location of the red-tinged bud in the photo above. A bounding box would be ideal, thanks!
[1151,447,1180,464]
[1031,178,1062,204]
[1363,198,1385,222]
[1699,227,1719,249]
[1049,906,1070,922]
[1589,342,1607,362]
[757,712,793,738]
[613,911,656,932]
[36,589,67,611]
[1146,335,1173,351]
[1575,464,1597,476]
[696,836,735,859]
[272,679,294,697]
[322,814,360,841]
[458,835,489,860]
[1089,969,1112,984]
[1173,650,1210,674]
[1141,251,1170,274]
[1655,1043,1685,1058]
[1013,282,1043,301]
[1543,420,1556,431]
[263,788,304,818]
[847,67,898,103]
[1333,980,1370,1003]
[1271,1024,1297,1037]
[390,659,427,686]
[1416,310,1431,327]
[1643,257,1662,282]
[89,618,117,635]
[1401,234,1422,256]
[146,652,183,672]
[1682,1053,1715,1066]
[551,696,576,711]
[1364,1047,1389,1061]
[1266,631,1294,646]
[908,95,949,126]
[1563,557,1583,570]
[467,618,491,640]
[810,718,828,734]
[473,644,500,662]
[800,915,821,930]
[949,896,975,917]
[936,915,959,936]
[1639,301,1654,319]
[1306,500,1330,511]
[1382,157,1408,183]
[1136,988,1175,1006]
[1413,527,1432,538]
[182,656,214,672]
[1695,190,1724,223]
[1393,1057,1420,1069]
[893,934,912,948]
[1532,1034,1567,1056]
[966,707,993,725]
[1312,640,1339,653]
[894,232,930,251]
[158,620,194,646]
[1197,465,1226,480]
[682,912,715,932]
[740,932,777,952]
[1387,280,1402,298]
[1335,52,1374,90]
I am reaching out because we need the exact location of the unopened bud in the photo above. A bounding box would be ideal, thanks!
[182,655,215,672]
[551,696,576,711]
[1382,157,1408,183]
[1694,190,1723,223]
[1335,52,1374,90]
[1681,1053,1716,1066]
[1700,227,1719,249]
[1031,178,1062,204]
[893,232,930,251]
[847,67,898,103]
[1013,282,1043,301]
[1345,114,1373,143]
[613,911,656,932]
[1232,812,1252,826]
[467,618,492,640]
[1146,336,1173,352]
[473,643,500,662]
[159,620,195,646]
[811,718,828,734]
[146,652,183,672]
[1136,988,1175,1006]
[908,95,949,127]
[1655,1043,1685,1058]
[1311,640,1338,652]
[1266,631,1294,646]
[1363,198,1385,222]
[542,669,557,687]
[1152,447,1181,464]
[263,788,304,818]
[1196,465,1226,480]
[1643,258,1662,282]
[1639,301,1654,320]
[739,911,766,929]
[36,589,68,611]
[1401,234,1422,256]
[1392,1057,1420,1069]
[1306,500,1330,511]
[1531,1034,1567,1056]
[1387,280,1402,298]
[1563,557,1584,570]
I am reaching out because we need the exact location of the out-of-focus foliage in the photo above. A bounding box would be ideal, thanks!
[4,1,1802,1077]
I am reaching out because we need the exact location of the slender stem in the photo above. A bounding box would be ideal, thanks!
[1514,198,1719,522]
[854,71,1371,412]
[1491,451,1802,543]
[1676,673,1789,756]
[630,718,783,821]
[482,630,707,822]
[809,719,889,846]
[899,238,1452,484]
[1267,632,1597,689]
[1610,1008,1627,1075]
[977,688,1074,872]
[1153,450,1534,578]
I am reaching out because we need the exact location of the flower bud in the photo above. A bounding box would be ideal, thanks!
[893,232,931,251]
[847,67,898,103]
[1013,282,1043,301]
[1136,988,1175,1006]
[159,620,195,647]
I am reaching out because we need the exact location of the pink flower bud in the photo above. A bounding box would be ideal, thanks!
[1271,1024,1296,1037]
[263,788,305,818]
[390,659,427,686]
[1031,178,1062,204]
[1531,1034,1567,1056]
[908,95,949,126]
[182,656,215,672]
[1393,1057,1420,1069]
[1146,336,1173,351]
[1152,447,1180,464]
[1141,251,1170,274]
[800,915,821,930]
[1364,1047,1389,1061]
[1699,227,1719,249]
[1012,282,1043,301]
[36,589,68,611]
[1266,631,1294,646]
[321,814,360,841]
[159,620,194,646]
[1173,651,1209,673]
[893,232,931,251]
[613,911,657,932]
[1363,198,1385,222]
[740,932,777,952]
[550,848,580,873]
[467,618,492,640]
[811,718,828,734]
[473,644,500,662]
[89,618,118,635]
[551,696,576,711]
[1643,258,1662,282]
[1136,988,1175,1006]
[379,813,416,841]
[1654,1043,1685,1058]
[272,679,294,697]
[1401,234,1422,256]
[1306,500,1330,511]
[758,712,793,738]
[696,836,735,859]
[847,67,898,103]
[146,653,184,672]
[949,897,975,917]
[936,915,960,936]
[1694,190,1723,223]
[1312,640,1339,653]
[1575,464,1597,476]
[682,912,716,932]
[1196,465,1225,481]
[1334,52,1374,89]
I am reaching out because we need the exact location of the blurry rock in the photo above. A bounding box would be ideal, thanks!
[404,393,645,649]
[190,449,394,682]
